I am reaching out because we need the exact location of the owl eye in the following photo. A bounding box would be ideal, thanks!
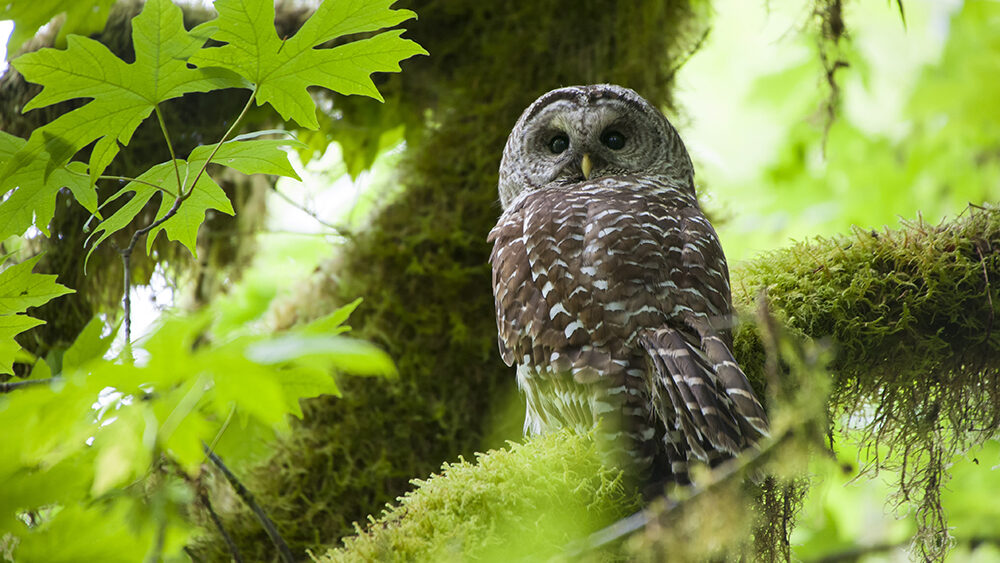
[601,130,626,150]
[548,134,569,154]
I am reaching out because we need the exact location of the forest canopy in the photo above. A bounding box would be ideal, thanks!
[0,0,998,562]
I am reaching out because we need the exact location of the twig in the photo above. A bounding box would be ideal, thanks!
[976,246,994,342]
[202,443,295,563]
[145,517,167,563]
[563,429,797,557]
[0,378,56,393]
[809,540,905,562]
[198,489,244,563]
[270,184,344,233]
[664,25,712,83]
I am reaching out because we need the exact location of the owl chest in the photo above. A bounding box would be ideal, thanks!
[522,201,682,347]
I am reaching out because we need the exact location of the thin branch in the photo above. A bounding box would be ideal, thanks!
[145,517,167,563]
[198,489,244,563]
[564,428,797,557]
[122,242,133,352]
[202,443,294,563]
[270,184,344,233]
[0,378,56,393]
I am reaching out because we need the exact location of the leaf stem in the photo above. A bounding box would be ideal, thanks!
[188,88,258,199]
[66,167,169,194]
[154,105,184,198]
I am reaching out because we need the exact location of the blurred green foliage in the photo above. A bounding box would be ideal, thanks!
[0,0,421,560]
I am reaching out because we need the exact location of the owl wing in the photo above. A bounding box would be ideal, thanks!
[489,188,618,381]
[637,202,769,476]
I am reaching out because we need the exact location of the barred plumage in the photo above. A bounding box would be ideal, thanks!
[490,84,768,486]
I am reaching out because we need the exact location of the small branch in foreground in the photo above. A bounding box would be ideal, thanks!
[198,488,244,563]
[0,378,56,393]
[564,428,797,557]
[115,89,258,348]
[270,185,345,233]
[202,443,294,563]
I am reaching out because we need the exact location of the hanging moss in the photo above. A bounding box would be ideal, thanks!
[732,205,1000,560]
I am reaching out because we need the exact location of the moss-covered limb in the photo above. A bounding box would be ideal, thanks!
[731,205,1000,559]
[321,207,1000,562]
[320,314,830,563]
[314,430,641,563]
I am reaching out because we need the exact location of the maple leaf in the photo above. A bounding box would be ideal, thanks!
[189,0,427,129]
[1,0,117,55]
[0,0,245,239]
[0,255,74,374]
[85,137,303,260]
[0,131,93,238]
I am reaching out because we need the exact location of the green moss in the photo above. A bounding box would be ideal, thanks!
[316,430,639,562]
[319,207,1000,562]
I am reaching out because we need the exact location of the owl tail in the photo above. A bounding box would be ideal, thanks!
[639,326,769,478]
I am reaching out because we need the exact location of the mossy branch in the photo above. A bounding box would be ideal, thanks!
[320,206,999,562]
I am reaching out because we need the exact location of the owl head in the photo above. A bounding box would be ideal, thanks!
[497,84,694,209]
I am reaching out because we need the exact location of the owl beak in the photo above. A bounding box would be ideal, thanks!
[581,153,593,180]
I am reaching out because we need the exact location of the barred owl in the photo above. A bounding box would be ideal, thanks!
[488,84,768,486]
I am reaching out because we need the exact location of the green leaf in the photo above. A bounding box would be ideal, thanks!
[0,255,74,315]
[0,314,45,375]
[0,255,73,374]
[188,137,305,180]
[299,297,362,335]
[189,0,427,128]
[90,409,151,496]
[245,334,396,376]
[85,136,303,261]
[0,131,94,237]
[1,0,116,55]
[85,159,234,261]
[62,316,117,372]
[0,0,246,236]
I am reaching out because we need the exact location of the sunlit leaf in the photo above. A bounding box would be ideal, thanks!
[91,409,151,496]
[0,132,93,237]
[1,0,116,55]
[0,255,74,315]
[0,0,245,237]
[299,297,363,335]
[188,0,427,128]
[84,159,234,262]
[245,334,396,376]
